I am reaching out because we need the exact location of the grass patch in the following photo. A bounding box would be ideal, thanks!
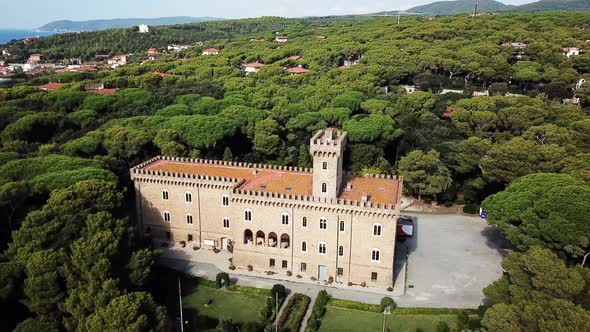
[319,307,460,332]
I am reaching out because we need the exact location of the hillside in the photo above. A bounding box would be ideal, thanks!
[37,16,224,32]
[407,0,512,15]
[513,0,590,12]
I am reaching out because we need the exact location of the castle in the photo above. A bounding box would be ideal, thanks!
[131,129,402,288]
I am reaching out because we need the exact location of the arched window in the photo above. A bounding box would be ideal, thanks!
[185,192,192,203]
[319,218,327,230]
[222,195,229,206]
[162,190,169,200]
[318,242,327,255]
[321,182,327,193]
[371,249,380,262]
[223,217,230,229]
[339,220,345,232]
[339,246,344,256]
[186,214,193,224]
[281,213,289,225]
[301,241,307,252]
[302,217,308,228]
[373,223,382,237]
[322,161,327,170]
[163,211,171,222]
[244,209,252,222]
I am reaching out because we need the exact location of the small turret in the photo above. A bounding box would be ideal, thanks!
[309,128,348,198]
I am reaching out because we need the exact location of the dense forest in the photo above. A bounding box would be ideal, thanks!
[1,12,589,331]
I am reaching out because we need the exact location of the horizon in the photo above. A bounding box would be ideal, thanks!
[1,0,538,29]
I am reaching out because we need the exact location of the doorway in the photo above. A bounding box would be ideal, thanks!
[221,237,228,250]
[318,265,327,281]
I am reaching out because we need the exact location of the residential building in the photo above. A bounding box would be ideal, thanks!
[168,44,191,52]
[28,54,43,62]
[563,47,581,57]
[130,129,402,289]
[38,82,64,91]
[275,36,288,43]
[139,24,150,33]
[241,62,265,74]
[202,48,221,55]
[502,42,527,49]
[287,67,310,75]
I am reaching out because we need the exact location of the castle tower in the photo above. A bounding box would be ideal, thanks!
[309,128,347,198]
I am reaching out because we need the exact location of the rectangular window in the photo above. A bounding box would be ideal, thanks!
[319,218,327,230]
[186,215,193,224]
[301,263,307,272]
[302,217,307,228]
[282,260,288,269]
[339,221,345,232]
[337,268,343,276]
[244,210,252,222]
[270,259,275,268]
[162,190,169,200]
[223,218,230,229]
[371,272,378,281]
[188,234,193,242]
[164,212,171,222]
[222,195,229,206]
[185,192,192,203]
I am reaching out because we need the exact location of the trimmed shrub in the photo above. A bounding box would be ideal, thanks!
[271,284,286,302]
[436,321,450,332]
[456,310,469,330]
[216,272,230,288]
[463,203,480,214]
[278,293,311,332]
[328,299,381,313]
[380,297,396,311]
[305,290,331,332]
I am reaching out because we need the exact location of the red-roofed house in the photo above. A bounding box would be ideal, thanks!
[202,48,221,55]
[288,55,302,61]
[151,72,171,77]
[38,83,63,91]
[287,67,310,75]
[95,88,119,95]
[241,62,265,73]
[275,36,288,43]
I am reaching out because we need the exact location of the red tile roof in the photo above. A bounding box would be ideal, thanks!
[288,55,302,60]
[243,62,265,68]
[203,48,221,52]
[151,72,171,77]
[38,83,64,90]
[140,159,401,205]
[287,67,310,74]
[94,88,118,95]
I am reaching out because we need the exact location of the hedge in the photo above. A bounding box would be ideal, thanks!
[227,284,272,297]
[305,290,331,332]
[278,293,311,332]
[328,298,477,316]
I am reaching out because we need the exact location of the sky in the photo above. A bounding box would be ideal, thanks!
[1,0,538,29]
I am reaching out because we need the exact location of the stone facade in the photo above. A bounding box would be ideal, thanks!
[131,129,402,289]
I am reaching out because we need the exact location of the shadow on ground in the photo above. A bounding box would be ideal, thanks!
[480,225,514,257]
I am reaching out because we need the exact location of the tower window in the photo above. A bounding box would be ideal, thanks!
[223,217,230,229]
[244,209,252,222]
[339,246,344,256]
[163,212,171,222]
[321,182,327,193]
[373,223,382,237]
[281,213,289,225]
[372,249,381,262]
[301,241,307,252]
[186,214,193,224]
[302,217,307,228]
[222,195,229,206]
[185,192,192,203]
[339,220,345,232]
[322,161,327,170]
[162,190,169,200]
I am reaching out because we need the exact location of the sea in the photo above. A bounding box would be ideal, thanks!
[0,29,57,44]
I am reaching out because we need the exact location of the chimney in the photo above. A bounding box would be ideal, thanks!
[346,182,352,191]
[361,193,369,202]
[325,128,334,141]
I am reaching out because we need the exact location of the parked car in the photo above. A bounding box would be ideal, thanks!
[397,216,414,238]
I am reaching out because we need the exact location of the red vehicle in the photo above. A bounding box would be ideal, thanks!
[396,216,414,238]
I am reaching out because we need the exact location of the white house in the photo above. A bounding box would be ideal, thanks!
[275,36,288,43]
[563,47,581,57]
[139,25,149,33]
[241,62,265,74]
[168,44,190,52]
[401,85,416,94]
[502,42,527,49]
[576,78,586,90]
[202,48,221,55]
[107,54,129,68]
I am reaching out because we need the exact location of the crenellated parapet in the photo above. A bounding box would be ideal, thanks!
[231,188,399,218]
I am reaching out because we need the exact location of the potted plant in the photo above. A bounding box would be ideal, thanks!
[311,276,317,281]
[287,271,292,276]
[229,265,236,270]
[347,282,353,286]
[296,274,302,279]
[360,281,366,287]
[180,241,186,248]
[193,245,200,250]
[328,276,334,284]
[247,265,253,271]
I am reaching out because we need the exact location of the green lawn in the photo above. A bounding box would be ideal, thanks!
[182,284,269,328]
[319,307,460,332]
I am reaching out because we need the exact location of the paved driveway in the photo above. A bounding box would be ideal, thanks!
[398,213,509,308]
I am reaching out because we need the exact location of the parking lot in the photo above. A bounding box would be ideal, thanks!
[395,213,509,308]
